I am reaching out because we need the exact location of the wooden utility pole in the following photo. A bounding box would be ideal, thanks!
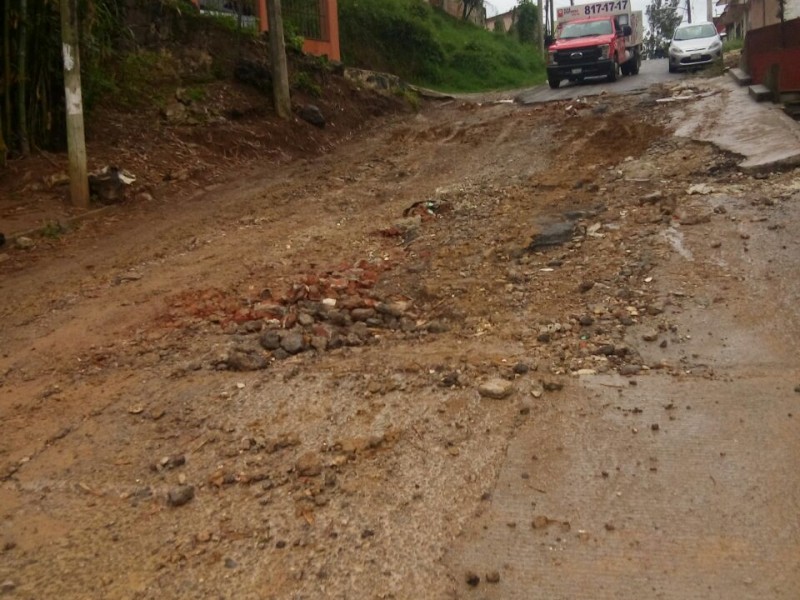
[60,0,89,208]
[537,0,544,53]
[266,0,291,119]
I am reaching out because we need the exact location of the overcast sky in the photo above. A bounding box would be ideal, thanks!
[485,0,710,23]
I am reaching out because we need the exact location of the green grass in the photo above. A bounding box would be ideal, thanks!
[339,0,545,92]
[723,36,744,53]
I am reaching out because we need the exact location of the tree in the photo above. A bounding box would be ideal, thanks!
[461,0,484,21]
[266,0,291,119]
[516,0,538,44]
[645,0,682,58]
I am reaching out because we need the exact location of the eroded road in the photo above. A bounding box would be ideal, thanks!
[1,74,799,599]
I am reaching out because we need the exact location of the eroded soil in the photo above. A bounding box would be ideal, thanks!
[1,79,799,599]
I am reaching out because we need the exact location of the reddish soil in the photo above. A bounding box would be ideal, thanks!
[1,68,798,599]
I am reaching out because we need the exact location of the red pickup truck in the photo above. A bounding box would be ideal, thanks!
[546,16,633,89]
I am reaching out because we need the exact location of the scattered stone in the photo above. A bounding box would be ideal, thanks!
[542,381,563,392]
[465,571,480,587]
[280,331,306,354]
[295,452,323,477]
[1,580,15,594]
[579,315,594,326]
[604,522,616,531]
[441,372,460,387]
[527,221,575,252]
[578,280,595,293]
[642,330,659,342]
[794,385,800,393]
[478,379,514,400]
[15,236,34,250]
[651,423,660,431]
[167,485,195,507]
[299,104,325,128]
[688,183,715,195]
[226,348,268,371]
[619,365,641,377]
[595,344,615,356]
[224,557,238,569]
[159,454,186,470]
[486,571,501,584]
[259,330,281,350]
[426,320,449,334]
[513,362,530,375]
[640,191,663,205]
[537,332,551,343]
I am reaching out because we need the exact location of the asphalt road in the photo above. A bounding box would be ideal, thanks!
[516,58,682,104]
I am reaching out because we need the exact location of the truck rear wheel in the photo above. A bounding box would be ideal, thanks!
[607,60,619,82]
[548,77,560,89]
[630,50,641,75]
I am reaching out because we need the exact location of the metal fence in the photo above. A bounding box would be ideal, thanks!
[283,0,325,41]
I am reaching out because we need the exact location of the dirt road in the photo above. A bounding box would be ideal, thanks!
[1,76,799,599]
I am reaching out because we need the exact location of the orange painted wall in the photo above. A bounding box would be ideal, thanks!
[257,0,341,62]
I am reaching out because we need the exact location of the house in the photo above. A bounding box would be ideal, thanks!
[192,0,341,61]
[716,0,800,98]
[428,0,487,25]
[486,8,516,32]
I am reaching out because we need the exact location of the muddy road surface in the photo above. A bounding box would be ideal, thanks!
[1,78,799,599]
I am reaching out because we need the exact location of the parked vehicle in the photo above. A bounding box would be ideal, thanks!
[668,22,723,73]
[546,1,643,89]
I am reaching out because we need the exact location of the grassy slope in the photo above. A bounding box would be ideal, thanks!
[339,0,546,92]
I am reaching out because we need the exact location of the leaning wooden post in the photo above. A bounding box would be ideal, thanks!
[60,0,89,208]
[266,0,291,119]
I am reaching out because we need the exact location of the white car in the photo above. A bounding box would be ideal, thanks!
[668,22,723,73]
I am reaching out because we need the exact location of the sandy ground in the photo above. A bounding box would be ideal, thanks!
[1,75,799,599]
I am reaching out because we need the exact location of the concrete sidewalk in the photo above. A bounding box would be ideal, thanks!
[673,76,800,172]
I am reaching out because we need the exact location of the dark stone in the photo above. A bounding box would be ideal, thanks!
[441,372,460,387]
[299,104,326,128]
[513,362,530,375]
[89,167,133,204]
[351,308,375,322]
[466,571,480,587]
[578,280,595,293]
[426,320,449,334]
[167,485,195,507]
[537,333,551,343]
[259,330,282,350]
[227,348,268,371]
[595,344,615,356]
[280,331,306,354]
[579,315,594,326]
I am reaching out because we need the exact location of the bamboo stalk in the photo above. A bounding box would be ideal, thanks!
[17,0,30,156]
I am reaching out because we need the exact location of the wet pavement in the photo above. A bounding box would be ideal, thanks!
[445,73,800,599]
